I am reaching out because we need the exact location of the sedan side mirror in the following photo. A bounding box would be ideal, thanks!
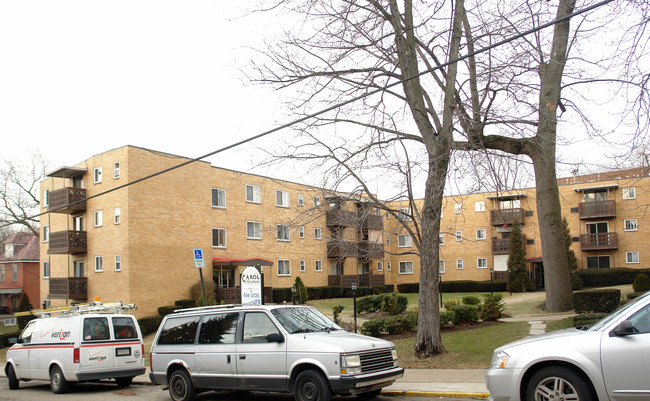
[266,333,285,343]
[610,320,635,337]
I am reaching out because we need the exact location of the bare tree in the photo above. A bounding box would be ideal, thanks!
[0,154,47,235]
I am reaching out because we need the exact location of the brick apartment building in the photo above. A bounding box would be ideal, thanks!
[38,145,649,317]
[0,232,40,313]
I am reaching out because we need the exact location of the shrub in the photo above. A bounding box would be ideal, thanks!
[440,311,454,327]
[633,273,650,293]
[577,267,650,288]
[356,295,382,314]
[385,313,417,334]
[175,299,197,308]
[273,288,293,303]
[137,315,163,336]
[481,294,505,321]
[158,305,177,317]
[294,277,309,304]
[307,287,323,300]
[360,318,387,337]
[330,286,343,298]
[198,297,217,306]
[571,274,584,290]
[444,299,461,310]
[381,294,408,315]
[332,304,344,325]
[396,283,419,293]
[0,330,21,348]
[573,313,608,327]
[449,304,479,325]
[189,279,216,302]
[462,296,481,306]
[572,289,621,314]
[17,293,36,330]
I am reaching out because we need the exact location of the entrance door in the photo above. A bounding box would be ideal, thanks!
[74,216,83,231]
[215,268,235,288]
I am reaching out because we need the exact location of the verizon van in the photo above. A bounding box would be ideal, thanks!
[4,300,145,393]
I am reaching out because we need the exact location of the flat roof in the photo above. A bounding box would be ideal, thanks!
[573,184,619,192]
[46,166,87,178]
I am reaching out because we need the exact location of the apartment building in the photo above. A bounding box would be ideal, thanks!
[38,145,649,317]
[0,232,40,313]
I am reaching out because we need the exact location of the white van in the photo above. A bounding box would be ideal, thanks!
[4,302,145,393]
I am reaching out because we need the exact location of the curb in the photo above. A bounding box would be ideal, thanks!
[382,390,490,398]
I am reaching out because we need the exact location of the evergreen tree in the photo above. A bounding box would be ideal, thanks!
[294,277,309,304]
[563,217,578,273]
[507,219,533,292]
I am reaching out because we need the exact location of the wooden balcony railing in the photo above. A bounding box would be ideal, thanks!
[578,200,616,220]
[359,214,383,231]
[490,208,525,226]
[358,241,385,260]
[326,209,358,227]
[48,230,87,254]
[491,235,526,255]
[48,187,86,214]
[580,232,618,251]
[48,277,87,300]
[328,274,385,288]
[327,241,358,258]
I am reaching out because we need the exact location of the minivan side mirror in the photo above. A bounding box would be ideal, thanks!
[610,320,635,337]
[266,333,285,343]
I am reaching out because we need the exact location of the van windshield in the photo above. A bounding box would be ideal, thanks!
[271,307,343,334]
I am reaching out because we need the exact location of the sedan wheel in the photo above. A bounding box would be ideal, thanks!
[526,367,592,401]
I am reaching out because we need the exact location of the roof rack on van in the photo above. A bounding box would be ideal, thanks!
[14,298,136,317]
[174,304,242,313]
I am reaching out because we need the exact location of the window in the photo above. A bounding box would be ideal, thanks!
[94,167,102,183]
[477,258,488,269]
[95,256,103,272]
[377,261,383,272]
[113,162,120,179]
[278,259,291,276]
[456,231,462,241]
[212,188,226,208]
[398,234,413,247]
[627,252,639,264]
[43,225,50,242]
[74,260,84,277]
[94,210,103,227]
[43,261,50,279]
[313,196,321,207]
[587,255,610,269]
[475,201,485,212]
[314,227,322,240]
[115,254,122,271]
[299,226,305,238]
[315,260,323,272]
[454,203,462,214]
[439,233,444,245]
[399,261,414,274]
[500,199,521,209]
[212,228,226,248]
[43,189,49,207]
[457,259,464,270]
[198,313,238,344]
[300,260,306,272]
[4,244,13,259]
[623,187,636,200]
[276,190,289,208]
[114,207,121,225]
[83,317,110,341]
[298,194,304,206]
[277,224,290,241]
[439,260,445,273]
[246,184,261,203]
[113,317,138,340]
[387,262,391,272]
[476,229,486,240]
[0,266,4,281]
[625,219,638,231]
[158,316,200,345]
[398,208,411,221]
[247,221,262,239]
[12,265,17,281]
[243,312,280,343]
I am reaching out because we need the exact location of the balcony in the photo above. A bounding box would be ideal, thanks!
[48,277,87,300]
[48,187,86,214]
[327,241,358,258]
[579,200,616,220]
[358,241,385,260]
[580,232,618,251]
[48,230,87,254]
[490,208,525,226]
[491,235,526,255]
[359,213,383,231]
[326,209,358,228]
[328,274,385,288]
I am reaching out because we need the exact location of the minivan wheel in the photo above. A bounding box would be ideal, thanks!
[294,369,332,401]
[169,369,196,401]
[50,365,69,394]
[526,366,592,401]
[7,364,19,390]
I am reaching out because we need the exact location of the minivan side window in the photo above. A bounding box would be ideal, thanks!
[158,316,200,345]
[113,317,138,339]
[83,317,110,341]
[242,312,280,343]
[198,313,239,344]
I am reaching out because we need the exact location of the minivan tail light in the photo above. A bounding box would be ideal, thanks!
[73,347,80,364]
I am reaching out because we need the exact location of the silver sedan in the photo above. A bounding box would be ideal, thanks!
[485,291,650,401]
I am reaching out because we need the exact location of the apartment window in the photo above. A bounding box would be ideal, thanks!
[454,203,462,214]
[387,262,391,272]
[4,244,13,259]
[115,255,122,271]
[299,226,305,238]
[500,199,521,209]
[246,184,261,204]
[12,265,18,282]
[113,162,120,179]
[399,261,414,274]
[298,194,304,206]
[475,201,485,212]
[43,225,50,243]
[247,221,262,239]
[313,196,321,207]
[623,187,636,200]
[277,224,290,241]
[625,219,638,231]
[43,189,49,207]
[397,208,411,222]
[476,229,486,240]
[94,167,102,183]
[212,188,226,208]
[74,261,84,277]
[95,256,103,272]
[276,190,289,208]
[315,260,323,272]
[314,227,322,240]
[587,255,610,269]
[457,259,464,270]
[212,228,226,248]
[94,211,103,227]
[0,266,4,282]
[439,260,445,273]
[477,258,488,269]
[627,252,639,264]
[439,233,444,245]
[398,234,413,247]
[43,261,50,279]
[300,260,306,272]
[456,231,462,241]
[377,261,383,272]
[114,207,121,225]
[278,259,291,276]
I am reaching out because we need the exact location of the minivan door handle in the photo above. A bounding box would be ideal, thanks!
[239,354,246,360]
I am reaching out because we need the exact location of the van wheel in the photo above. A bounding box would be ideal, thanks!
[116,377,134,387]
[169,369,195,401]
[294,369,332,401]
[6,364,19,390]
[50,365,69,394]
[357,389,382,399]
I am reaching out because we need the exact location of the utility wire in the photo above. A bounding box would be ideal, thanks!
[6,0,614,228]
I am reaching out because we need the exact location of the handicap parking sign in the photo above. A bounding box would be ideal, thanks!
[193,248,205,268]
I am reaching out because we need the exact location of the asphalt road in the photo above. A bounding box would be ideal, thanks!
[0,381,477,401]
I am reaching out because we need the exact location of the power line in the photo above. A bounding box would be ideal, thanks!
[5,0,614,229]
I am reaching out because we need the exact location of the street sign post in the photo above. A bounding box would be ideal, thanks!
[193,248,207,303]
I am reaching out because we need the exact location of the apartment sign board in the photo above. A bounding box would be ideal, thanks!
[241,266,262,305]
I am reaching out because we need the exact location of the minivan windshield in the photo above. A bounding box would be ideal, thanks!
[271,307,343,334]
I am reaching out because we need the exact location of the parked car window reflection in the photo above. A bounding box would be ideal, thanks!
[199,313,238,344]
[629,304,650,333]
[242,312,279,343]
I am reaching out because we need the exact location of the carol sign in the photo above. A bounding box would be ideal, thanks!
[241,266,263,305]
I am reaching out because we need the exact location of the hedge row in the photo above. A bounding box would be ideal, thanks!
[0,330,21,348]
[274,285,395,303]
[397,280,508,293]
[572,289,621,314]
[137,315,163,336]
[577,268,650,288]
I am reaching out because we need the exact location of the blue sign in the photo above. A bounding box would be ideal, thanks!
[193,248,205,269]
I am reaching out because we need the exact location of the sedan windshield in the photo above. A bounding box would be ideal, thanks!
[271,307,343,334]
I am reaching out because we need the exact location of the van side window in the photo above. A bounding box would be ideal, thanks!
[158,316,200,345]
[83,317,110,341]
[198,313,238,344]
[20,321,35,344]
[242,312,280,343]
[113,317,138,339]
